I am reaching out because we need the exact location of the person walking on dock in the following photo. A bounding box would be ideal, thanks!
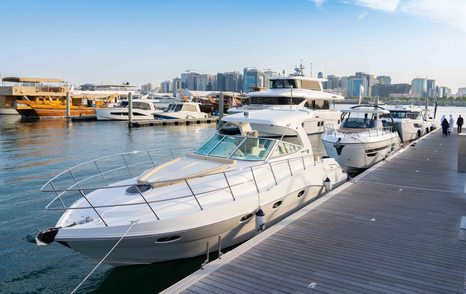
[457,115,463,133]
[441,117,449,136]
[448,114,454,135]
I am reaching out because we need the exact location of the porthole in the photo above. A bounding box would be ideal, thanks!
[272,201,283,209]
[156,235,181,243]
[240,213,253,222]
[297,190,305,198]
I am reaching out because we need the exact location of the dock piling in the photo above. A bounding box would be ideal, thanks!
[217,92,224,129]
[128,92,133,127]
[66,91,71,120]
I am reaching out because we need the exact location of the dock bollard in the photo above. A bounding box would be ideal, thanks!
[324,177,331,192]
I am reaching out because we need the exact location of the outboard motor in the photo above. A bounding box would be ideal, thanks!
[255,208,266,232]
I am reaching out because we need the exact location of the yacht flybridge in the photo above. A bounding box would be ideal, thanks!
[36,109,347,266]
[228,65,345,135]
[322,105,401,170]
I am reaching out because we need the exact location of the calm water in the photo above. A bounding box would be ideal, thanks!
[0,105,464,293]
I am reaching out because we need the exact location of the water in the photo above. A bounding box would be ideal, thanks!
[0,105,464,293]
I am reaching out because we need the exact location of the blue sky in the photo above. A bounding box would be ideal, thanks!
[1,0,465,91]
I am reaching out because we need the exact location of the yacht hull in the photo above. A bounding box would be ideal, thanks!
[322,134,400,170]
[56,185,326,265]
[96,108,159,121]
[155,112,208,120]
[393,121,427,142]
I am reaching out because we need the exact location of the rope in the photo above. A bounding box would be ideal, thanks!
[70,221,138,294]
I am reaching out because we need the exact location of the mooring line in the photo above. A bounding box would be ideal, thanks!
[70,221,138,294]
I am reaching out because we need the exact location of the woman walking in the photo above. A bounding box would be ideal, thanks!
[448,114,454,135]
[441,117,450,136]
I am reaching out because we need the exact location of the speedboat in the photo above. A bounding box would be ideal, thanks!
[322,105,401,170]
[384,105,432,142]
[228,64,345,135]
[36,109,347,266]
[155,102,208,119]
[96,99,162,121]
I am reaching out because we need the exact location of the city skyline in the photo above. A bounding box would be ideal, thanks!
[1,0,465,91]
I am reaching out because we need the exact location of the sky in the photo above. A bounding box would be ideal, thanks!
[0,0,465,92]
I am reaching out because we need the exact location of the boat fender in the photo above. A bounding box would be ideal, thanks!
[324,177,331,192]
[255,208,266,232]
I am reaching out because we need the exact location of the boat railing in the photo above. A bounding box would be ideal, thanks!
[42,149,322,226]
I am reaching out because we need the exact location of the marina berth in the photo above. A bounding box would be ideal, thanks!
[228,65,345,135]
[36,108,347,266]
[322,105,401,170]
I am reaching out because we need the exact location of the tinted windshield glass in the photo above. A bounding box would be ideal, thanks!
[271,79,297,89]
[195,134,224,155]
[342,112,376,128]
[209,136,244,157]
[231,138,276,161]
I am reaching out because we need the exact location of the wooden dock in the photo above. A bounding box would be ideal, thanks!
[128,117,218,128]
[164,129,466,293]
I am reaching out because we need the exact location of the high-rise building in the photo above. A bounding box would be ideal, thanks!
[376,76,391,85]
[372,84,411,97]
[326,75,341,90]
[180,72,201,90]
[141,83,154,94]
[427,79,436,98]
[217,71,243,92]
[243,68,265,92]
[198,74,216,91]
[263,70,280,89]
[160,80,172,93]
[347,77,366,97]
[354,72,375,96]
[172,78,181,95]
[411,78,427,97]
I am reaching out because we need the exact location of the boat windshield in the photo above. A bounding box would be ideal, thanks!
[389,111,421,120]
[195,134,276,161]
[342,112,376,128]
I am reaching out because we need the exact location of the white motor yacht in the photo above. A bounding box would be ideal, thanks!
[155,102,208,120]
[322,105,401,170]
[228,65,345,135]
[384,105,433,142]
[36,109,347,266]
[96,99,162,121]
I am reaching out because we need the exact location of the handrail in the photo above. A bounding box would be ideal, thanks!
[41,146,195,190]
[42,149,321,226]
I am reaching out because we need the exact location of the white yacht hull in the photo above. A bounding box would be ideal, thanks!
[53,158,346,266]
[322,133,400,170]
[96,108,160,121]
[155,112,208,120]
[393,120,429,142]
[56,186,322,265]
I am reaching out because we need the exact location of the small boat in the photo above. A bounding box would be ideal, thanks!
[228,64,345,135]
[36,108,347,266]
[322,105,401,170]
[155,102,208,119]
[385,105,433,142]
[96,99,163,121]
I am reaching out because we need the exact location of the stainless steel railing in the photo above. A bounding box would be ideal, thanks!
[42,148,320,226]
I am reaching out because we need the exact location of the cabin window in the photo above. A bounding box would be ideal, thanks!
[240,213,253,222]
[133,102,150,110]
[271,141,302,158]
[174,104,183,112]
[301,80,322,91]
[230,138,275,161]
[407,112,420,120]
[271,79,298,89]
[250,96,305,105]
[306,100,330,110]
[389,111,407,119]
